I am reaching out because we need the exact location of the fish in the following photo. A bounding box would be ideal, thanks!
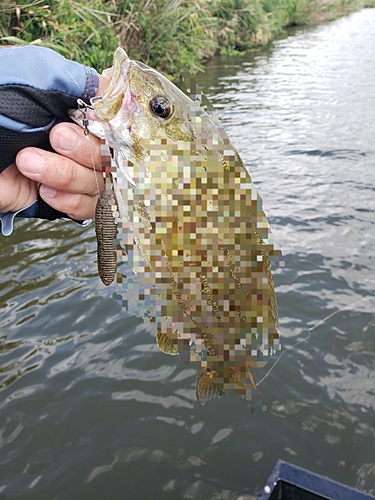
[70,47,282,405]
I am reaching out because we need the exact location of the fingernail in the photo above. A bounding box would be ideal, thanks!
[18,150,45,174]
[40,185,57,198]
[52,126,78,151]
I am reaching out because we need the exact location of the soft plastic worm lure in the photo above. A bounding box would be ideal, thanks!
[77,99,118,286]
[95,189,117,286]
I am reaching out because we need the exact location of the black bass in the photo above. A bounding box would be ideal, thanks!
[70,48,282,405]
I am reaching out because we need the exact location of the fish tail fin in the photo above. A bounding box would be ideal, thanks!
[196,365,257,405]
[196,368,225,405]
[227,366,257,398]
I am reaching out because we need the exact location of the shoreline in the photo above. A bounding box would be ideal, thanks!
[1,1,375,77]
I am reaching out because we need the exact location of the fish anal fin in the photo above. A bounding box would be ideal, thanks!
[246,366,257,390]
[156,330,179,355]
[196,368,225,405]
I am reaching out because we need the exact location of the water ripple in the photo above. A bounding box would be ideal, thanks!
[1,9,375,499]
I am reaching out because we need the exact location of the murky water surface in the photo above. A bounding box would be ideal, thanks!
[1,9,375,499]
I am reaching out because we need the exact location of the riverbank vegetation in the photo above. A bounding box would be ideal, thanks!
[1,0,375,77]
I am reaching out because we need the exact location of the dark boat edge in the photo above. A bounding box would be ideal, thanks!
[258,460,375,500]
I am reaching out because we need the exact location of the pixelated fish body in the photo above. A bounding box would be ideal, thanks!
[70,48,281,405]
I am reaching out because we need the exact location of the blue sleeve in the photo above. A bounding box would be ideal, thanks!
[0,45,97,98]
[0,45,99,135]
[0,45,98,97]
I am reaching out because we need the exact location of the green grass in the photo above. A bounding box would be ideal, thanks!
[1,0,375,77]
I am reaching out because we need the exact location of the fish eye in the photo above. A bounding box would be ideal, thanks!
[149,96,173,119]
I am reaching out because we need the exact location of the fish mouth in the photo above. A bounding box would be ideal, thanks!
[68,56,132,127]
[92,57,132,122]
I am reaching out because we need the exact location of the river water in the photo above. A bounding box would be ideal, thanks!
[1,8,375,500]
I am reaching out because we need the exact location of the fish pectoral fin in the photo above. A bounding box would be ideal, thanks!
[156,330,179,355]
[196,368,225,406]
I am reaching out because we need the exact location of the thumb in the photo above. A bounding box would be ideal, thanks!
[49,122,102,171]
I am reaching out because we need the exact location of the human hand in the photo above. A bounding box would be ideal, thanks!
[14,122,104,221]
[0,45,109,233]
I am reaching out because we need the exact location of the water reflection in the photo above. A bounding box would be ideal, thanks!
[0,8,375,500]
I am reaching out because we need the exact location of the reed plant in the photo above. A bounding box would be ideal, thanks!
[0,0,119,69]
[1,0,375,77]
